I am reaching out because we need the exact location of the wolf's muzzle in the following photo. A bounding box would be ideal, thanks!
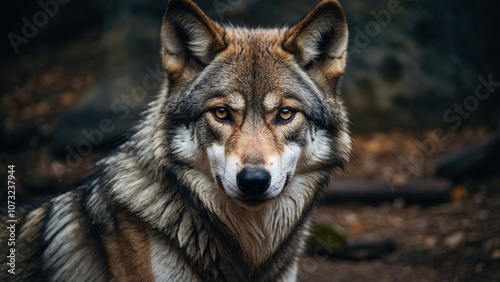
[236,167,271,197]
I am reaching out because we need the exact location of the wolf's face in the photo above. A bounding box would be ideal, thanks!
[160,0,351,209]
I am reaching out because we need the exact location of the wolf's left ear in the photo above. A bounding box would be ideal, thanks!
[283,0,348,75]
[161,0,226,75]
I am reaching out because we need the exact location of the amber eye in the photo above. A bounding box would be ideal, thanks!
[277,108,295,123]
[212,107,231,121]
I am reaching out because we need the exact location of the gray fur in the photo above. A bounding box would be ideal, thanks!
[0,1,351,281]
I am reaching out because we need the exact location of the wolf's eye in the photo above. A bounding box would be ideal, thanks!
[212,107,231,121]
[277,108,295,123]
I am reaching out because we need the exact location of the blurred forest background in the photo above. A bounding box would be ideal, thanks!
[1,0,499,281]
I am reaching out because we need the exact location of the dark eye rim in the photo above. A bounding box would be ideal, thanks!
[276,107,296,124]
[211,106,233,122]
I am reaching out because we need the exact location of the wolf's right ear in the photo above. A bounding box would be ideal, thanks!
[282,0,348,81]
[161,0,226,76]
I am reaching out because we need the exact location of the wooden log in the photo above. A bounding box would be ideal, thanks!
[307,233,395,261]
[435,134,500,180]
[321,178,452,204]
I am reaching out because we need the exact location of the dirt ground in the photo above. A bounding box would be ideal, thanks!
[1,29,499,281]
[300,179,500,281]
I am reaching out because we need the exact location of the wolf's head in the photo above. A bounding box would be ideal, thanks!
[159,0,351,209]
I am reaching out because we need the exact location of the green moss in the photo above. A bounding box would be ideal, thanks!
[306,222,347,255]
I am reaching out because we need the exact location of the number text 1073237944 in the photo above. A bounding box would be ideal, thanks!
[6,165,16,275]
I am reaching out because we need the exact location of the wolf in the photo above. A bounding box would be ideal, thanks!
[1,0,350,281]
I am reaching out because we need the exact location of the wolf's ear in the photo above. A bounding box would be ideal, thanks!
[283,0,348,75]
[161,0,226,75]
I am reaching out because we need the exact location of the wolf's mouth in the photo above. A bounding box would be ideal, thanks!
[215,175,224,190]
[283,173,291,189]
[238,173,293,206]
[239,197,266,206]
[216,172,293,207]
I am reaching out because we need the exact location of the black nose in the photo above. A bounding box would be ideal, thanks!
[236,168,271,196]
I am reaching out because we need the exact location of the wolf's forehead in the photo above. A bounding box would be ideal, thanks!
[210,28,295,101]
[223,27,287,64]
[228,27,284,47]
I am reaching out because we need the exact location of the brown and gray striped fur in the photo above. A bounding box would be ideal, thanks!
[1,0,350,281]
